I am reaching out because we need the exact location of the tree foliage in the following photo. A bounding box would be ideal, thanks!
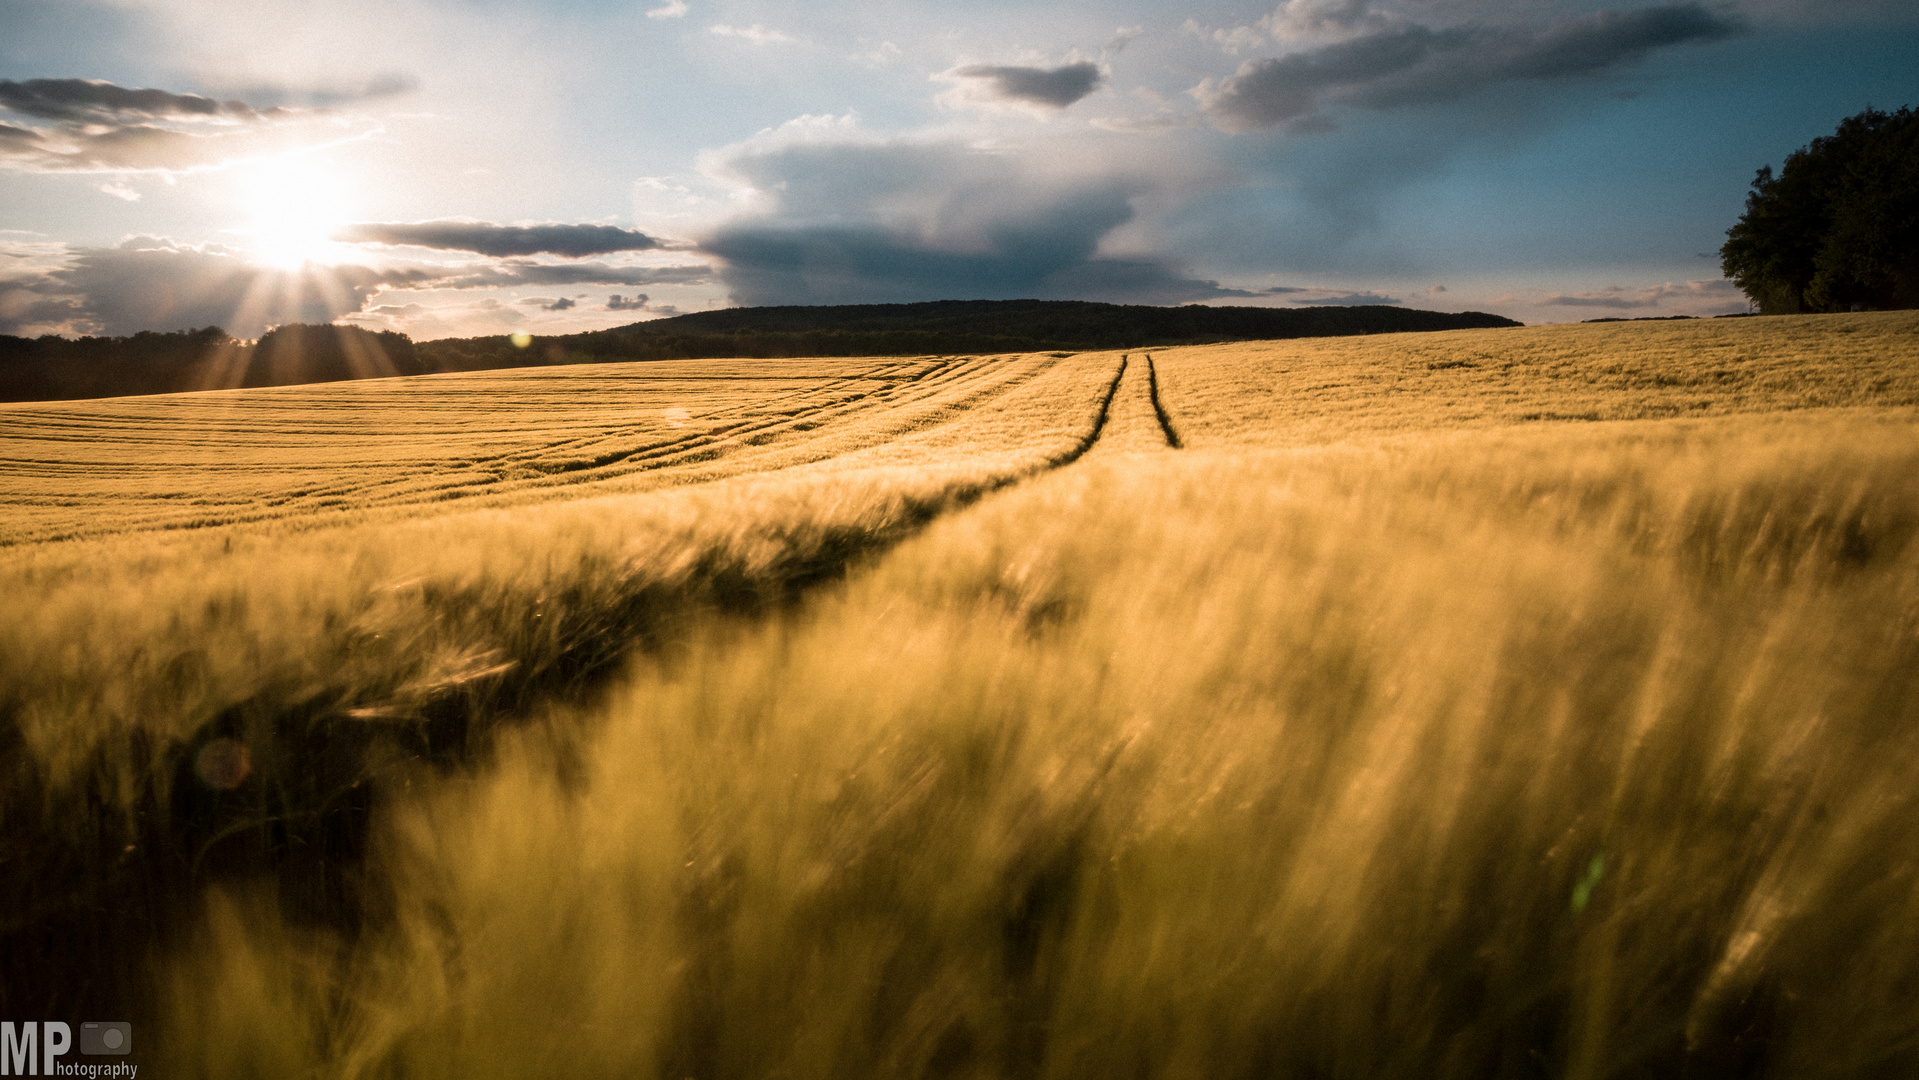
[1721,106,1919,314]
[0,323,422,402]
[248,323,424,386]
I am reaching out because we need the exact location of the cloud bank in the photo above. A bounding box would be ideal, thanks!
[0,79,287,124]
[1198,4,1746,131]
[0,77,371,172]
[0,237,419,336]
[336,220,664,258]
[696,125,1256,306]
[0,236,713,338]
[705,222,1274,307]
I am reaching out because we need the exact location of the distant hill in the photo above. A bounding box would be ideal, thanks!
[418,300,1521,371]
[0,301,1519,402]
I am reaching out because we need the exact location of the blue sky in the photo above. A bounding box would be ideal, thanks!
[1,0,1913,339]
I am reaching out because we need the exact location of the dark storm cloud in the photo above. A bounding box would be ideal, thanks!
[606,294,650,310]
[945,62,1104,108]
[706,220,1268,307]
[1203,24,1451,129]
[699,131,1242,305]
[336,220,664,258]
[1200,4,1746,131]
[0,78,283,124]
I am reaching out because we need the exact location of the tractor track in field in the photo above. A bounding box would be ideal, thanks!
[1084,352,1184,455]
[1145,354,1184,449]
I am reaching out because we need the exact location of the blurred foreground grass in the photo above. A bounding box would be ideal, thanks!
[167,409,1919,1078]
[0,351,1121,1020]
[5,313,1918,1076]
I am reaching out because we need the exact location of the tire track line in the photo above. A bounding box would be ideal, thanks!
[1144,354,1184,449]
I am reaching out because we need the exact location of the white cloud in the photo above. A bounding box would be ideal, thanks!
[1214,25,1270,54]
[851,40,903,67]
[1183,18,1269,55]
[1090,114,1198,133]
[646,0,688,18]
[708,23,794,45]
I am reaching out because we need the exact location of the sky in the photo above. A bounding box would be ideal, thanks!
[0,0,1914,340]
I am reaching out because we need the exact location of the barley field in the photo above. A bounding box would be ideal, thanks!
[5,312,1919,1078]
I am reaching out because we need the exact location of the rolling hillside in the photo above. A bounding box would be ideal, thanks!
[418,298,1522,370]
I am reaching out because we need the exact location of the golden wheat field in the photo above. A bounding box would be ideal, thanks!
[5,311,1919,1079]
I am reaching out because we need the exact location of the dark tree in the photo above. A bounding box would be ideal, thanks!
[0,324,426,402]
[246,323,425,387]
[0,326,244,401]
[1721,106,1919,314]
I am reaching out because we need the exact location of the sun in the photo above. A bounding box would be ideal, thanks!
[238,155,356,269]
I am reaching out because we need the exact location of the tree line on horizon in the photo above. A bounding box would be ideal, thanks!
[0,302,1519,402]
[0,324,424,402]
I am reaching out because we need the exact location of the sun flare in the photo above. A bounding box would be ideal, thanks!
[238,155,356,269]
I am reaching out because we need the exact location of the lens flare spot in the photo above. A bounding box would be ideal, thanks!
[195,737,252,790]
[510,331,533,348]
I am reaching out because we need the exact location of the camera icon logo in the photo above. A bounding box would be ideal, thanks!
[80,1022,131,1056]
